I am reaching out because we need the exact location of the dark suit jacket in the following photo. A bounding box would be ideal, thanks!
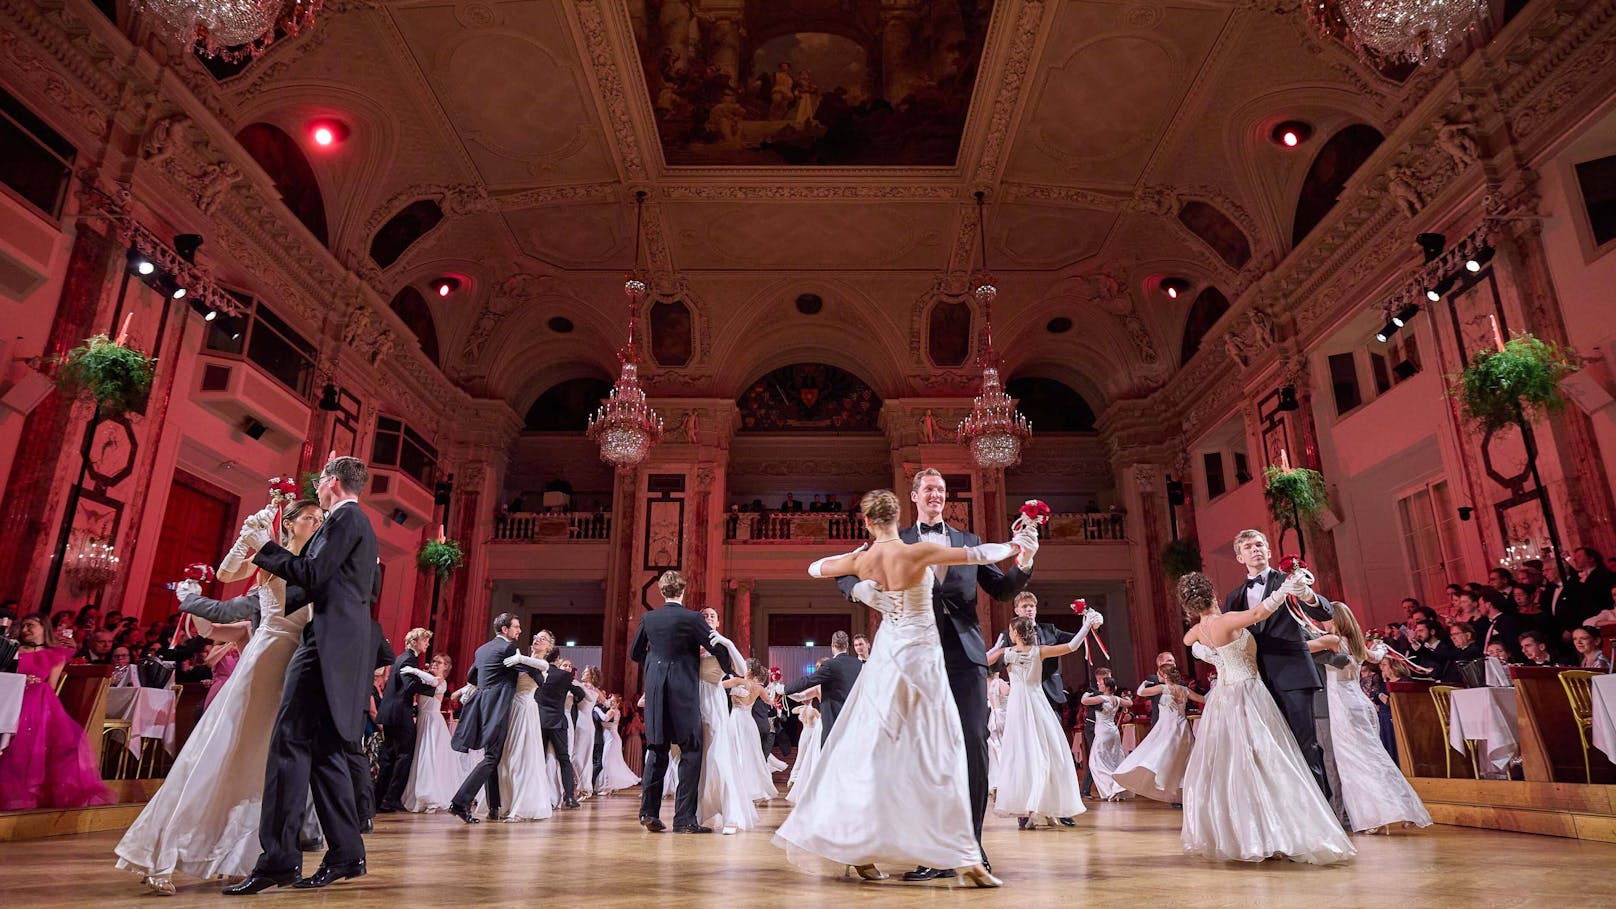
[451,635,532,752]
[378,649,434,730]
[1560,567,1614,631]
[630,601,734,749]
[253,500,379,742]
[1220,568,1334,692]
[534,664,586,732]
[836,523,1031,672]
[784,651,862,740]
[1478,610,1526,661]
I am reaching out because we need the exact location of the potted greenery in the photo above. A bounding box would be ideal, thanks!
[54,333,155,416]
[1161,538,1203,580]
[1454,331,1580,570]
[1264,463,1328,558]
[418,533,465,579]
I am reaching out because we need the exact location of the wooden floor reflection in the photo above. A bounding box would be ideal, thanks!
[4,791,1613,907]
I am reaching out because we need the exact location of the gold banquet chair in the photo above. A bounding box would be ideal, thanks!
[1429,685,1480,779]
[1558,670,1597,784]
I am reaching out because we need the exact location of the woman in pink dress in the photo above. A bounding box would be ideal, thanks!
[0,614,115,811]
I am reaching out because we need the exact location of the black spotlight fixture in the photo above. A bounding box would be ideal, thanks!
[317,382,341,411]
[242,417,268,440]
[1392,359,1418,380]
[174,234,204,263]
[153,273,187,300]
[1416,232,1446,263]
[1159,277,1191,300]
[1423,275,1456,303]
[1375,321,1397,343]
[1166,479,1186,507]
[1391,303,1419,328]
[1457,506,1474,522]
[390,508,408,526]
[1277,385,1300,412]
[127,248,155,276]
[1465,244,1495,273]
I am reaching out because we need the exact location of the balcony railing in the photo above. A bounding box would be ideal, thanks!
[1030,512,1128,542]
[492,511,612,543]
[725,512,871,543]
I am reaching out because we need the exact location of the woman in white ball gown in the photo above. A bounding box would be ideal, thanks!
[1307,603,1433,834]
[1081,677,1132,801]
[714,659,780,833]
[495,638,556,822]
[570,666,601,799]
[786,685,821,804]
[985,669,1009,794]
[985,611,1103,827]
[400,653,462,812]
[113,500,322,894]
[1177,572,1355,865]
[660,607,747,827]
[1111,663,1203,803]
[772,489,1038,888]
[594,694,640,793]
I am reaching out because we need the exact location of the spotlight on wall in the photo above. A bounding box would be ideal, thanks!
[318,382,341,411]
[1270,120,1313,148]
[127,249,155,276]
[1375,321,1397,343]
[1457,506,1474,522]
[1465,245,1495,273]
[172,286,187,300]
[308,119,350,148]
[1416,232,1446,263]
[174,234,204,263]
[1277,385,1300,412]
[391,508,408,526]
[432,277,461,298]
[1422,276,1456,303]
[1159,277,1191,300]
[204,309,218,322]
[153,273,187,300]
[1166,479,1186,507]
[1390,303,1419,328]
[242,417,268,440]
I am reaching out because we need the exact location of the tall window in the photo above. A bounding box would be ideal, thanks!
[0,87,76,219]
[203,296,316,396]
[1328,352,1362,415]
[1370,333,1422,395]
[371,416,438,488]
[1397,480,1468,608]
[1202,452,1227,500]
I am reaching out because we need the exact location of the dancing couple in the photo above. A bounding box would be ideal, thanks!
[773,469,1040,887]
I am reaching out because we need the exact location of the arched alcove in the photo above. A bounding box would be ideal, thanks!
[525,377,614,431]
[235,122,329,246]
[1180,287,1231,366]
[1292,124,1385,246]
[370,199,444,268]
[388,286,440,366]
[1004,376,1097,431]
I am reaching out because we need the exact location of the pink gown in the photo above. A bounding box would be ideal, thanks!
[202,648,240,713]
[0,648,115,810]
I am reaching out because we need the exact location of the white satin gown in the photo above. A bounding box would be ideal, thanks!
[992,645,1085,821]
[1112,686,1195,803]
[115,577,310,882]
[986,676,1008,793]
[786,703,820,804]
[1086,695,1132,800]
[1325,642,1432,832]
[773,569,980,871]
[663,646,748,829]
[713,685,779,830]
[595,712,640,793]
[570,687,598,797]
[497,673,556,821]
[401,682,461,812]
[1181,629,1355,864]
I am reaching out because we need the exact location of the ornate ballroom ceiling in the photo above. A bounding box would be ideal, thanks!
[187,0,1438,420]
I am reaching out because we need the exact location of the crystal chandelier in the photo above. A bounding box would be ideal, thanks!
[132,0,324,62]
[587,192,664,468]
[956,192,1031,469]
[1309,0,1487,63]
[67,539,121,591]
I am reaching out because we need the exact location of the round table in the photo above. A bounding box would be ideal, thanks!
[106,685,178,758]
[1447,686,1519,779]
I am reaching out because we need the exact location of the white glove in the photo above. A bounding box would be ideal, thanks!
[808,543,868,578]
[400,666,436,683]
[174,579,202,603]
[849,578,881,607]
[1083,609,1105,631]
[1012,525,1039,570]
[453,684,476,703]
[963,542,1016,565]
[503,653,548,671]
[1280,575,1309,600]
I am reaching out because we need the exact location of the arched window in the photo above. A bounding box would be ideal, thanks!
[1177,201,1252,269]
[370,199,444,269]
[736,363,880,431]
[1292,124,1384,246]
[388,286,440,366]
[235,122,328,246]
[1004,376,1096,431]
[525,377,614,431]
[1180,287,1230,366]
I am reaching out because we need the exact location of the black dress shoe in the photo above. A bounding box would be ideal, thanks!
[564,798,581,809]
[901,866,955,881]
[449,803,481,824]
[376,804,398,814]
[1058,816,1077,827]
[222,871,299,895]
[360,819,373,834]
[640,816,666,833]
[293,861,366,889]
[672,823,712,833]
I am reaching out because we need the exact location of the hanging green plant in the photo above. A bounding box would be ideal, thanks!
[54,334,155,416]
[1265,465,1329,527]
[1161,538,1203,580]
[418,538,465,578]
[1454,334,1579,434]
[302,471,322,501]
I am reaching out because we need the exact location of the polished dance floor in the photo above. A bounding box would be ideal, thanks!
[5,791,1612,907]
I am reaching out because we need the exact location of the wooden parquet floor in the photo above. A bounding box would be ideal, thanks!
[4,791,1612,908]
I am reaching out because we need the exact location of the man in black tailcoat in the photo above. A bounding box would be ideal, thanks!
[531,630,587,808]
[449,614,546,823]
[783,630,861,743]
[375,628,436,813]
[632,570,735,833]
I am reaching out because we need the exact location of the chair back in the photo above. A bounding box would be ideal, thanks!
[1559,670,1595,727]
[1430,684,1456,731]
[58,663,112,735]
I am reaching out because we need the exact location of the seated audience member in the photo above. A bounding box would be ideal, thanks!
[1570,626,1610,671]
[1476,595,1525,662]
[1408,620,1454,681]
[76,629,115,664]
[1517,631,1562,667]
[1441,621,1482,682]
[1483,641,1512,663]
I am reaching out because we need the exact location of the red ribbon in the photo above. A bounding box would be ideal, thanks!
[1069,598,1111,663]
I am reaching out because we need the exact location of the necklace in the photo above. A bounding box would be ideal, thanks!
[869,537,900,545]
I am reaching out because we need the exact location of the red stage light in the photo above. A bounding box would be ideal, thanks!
[1166,286,1179,299]
[308,120,349,148]
[433,277,461,298]
[1270,120,1312,149]
[313,126,335,146]
[1282,130,1300,147]
[437,282,451,297]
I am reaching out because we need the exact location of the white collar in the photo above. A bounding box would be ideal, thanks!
[327,498,357,514]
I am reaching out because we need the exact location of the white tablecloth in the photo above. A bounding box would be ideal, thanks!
[1591,673,1616,763]
[1448,686,1519,778]
[0,671,25,755]
[106,685,177,758]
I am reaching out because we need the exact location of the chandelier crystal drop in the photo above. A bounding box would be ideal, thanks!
[586,193,664,468]
[67,539,121,591]
[1312,0,1487,63]
[133,0,324,62]
[956,192,1031,469]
